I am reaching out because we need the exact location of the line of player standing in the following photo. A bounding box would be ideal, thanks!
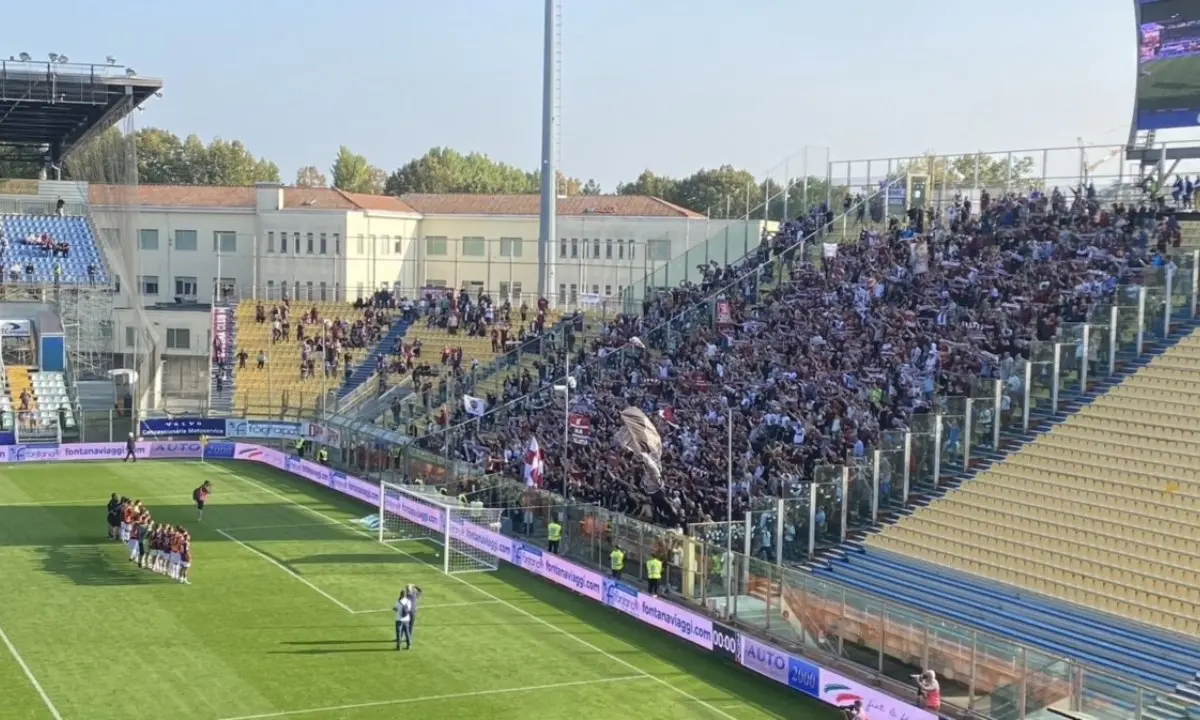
[106,494,194,584]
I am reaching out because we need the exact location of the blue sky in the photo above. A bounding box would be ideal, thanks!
[0,0,1148,189]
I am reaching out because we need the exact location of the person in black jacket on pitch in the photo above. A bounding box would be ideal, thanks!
[124,432,137,462]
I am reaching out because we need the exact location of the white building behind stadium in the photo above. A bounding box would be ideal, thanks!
[76,183,764,359]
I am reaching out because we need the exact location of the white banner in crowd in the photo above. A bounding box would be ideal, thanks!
[462,395,487,417]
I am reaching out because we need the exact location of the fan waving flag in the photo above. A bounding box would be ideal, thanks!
[523,437,545,488]
[462,394,486,417]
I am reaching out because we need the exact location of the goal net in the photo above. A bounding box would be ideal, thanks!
[378,481,504,574]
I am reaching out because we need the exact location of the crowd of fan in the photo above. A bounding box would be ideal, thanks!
[380,288,567,418]
[418,186,1182,551]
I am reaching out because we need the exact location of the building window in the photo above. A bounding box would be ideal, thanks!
[558,284,566,305]
[618,240,625,260]
[559,240,566,258]
[511,282,522,303]
[426,278,447,287]
[266,280,275,298]
[380,235,390,256]
[293,233,300,255]
[125,326,135,348]
[267,232,275,253]
[356,234,364,254]
[281,233,289,253]
[333,233,341,256]
[140,275,159,295]
[570,239,578,258]
[425,236,448,256]
[356,283,364,300]
[500,237,523,257]
[319,233,327,255]
[604,285,612,296]
[174,276,198,297]
[319,282,328,301]
[174,230,198,251]
[166,328,190,350]
[293,281,300,300]
[591,284,599,294]
[605,239,613,259]
[592,240,600,259]
[462,237,485,257]
[630,241,636,261]
[306,233,314,254]
[394,238,403,254]
[138,229,159,251]
[568,284,578,303]
[369,235,377,256]
[649,239,672,261]
[499,281,510,302]
[213,231,236,253]
[306,281,314,300]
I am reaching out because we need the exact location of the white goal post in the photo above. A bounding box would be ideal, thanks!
[378,480,504,575]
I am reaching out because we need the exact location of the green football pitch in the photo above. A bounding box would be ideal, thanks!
[0,460,835,720]
[1140,54,1200,109]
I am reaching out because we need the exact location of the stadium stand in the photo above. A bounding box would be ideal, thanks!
[406,183,1200,717]
[230,298,390,414]
[210,306,235,413]
[0,214,109,284]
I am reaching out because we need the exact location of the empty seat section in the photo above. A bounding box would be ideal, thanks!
[0,214,109,284]
[867,327,1200,637]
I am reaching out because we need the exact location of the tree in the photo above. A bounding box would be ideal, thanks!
[616,170,679,202]
[295,165,328,188]
[893,152,1038,191]
[580,178,602,196]
[385,147,538,195]
[331,146,383,194]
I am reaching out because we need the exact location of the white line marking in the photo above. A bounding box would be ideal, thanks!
[0,490,281,507]
[215,520,347,532]
[0,620,63,720]
[215,528,356,615]
[218,466,743,720]
[349,599,502,614]
[216,675,647,720]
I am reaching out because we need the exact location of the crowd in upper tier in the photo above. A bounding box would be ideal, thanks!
[418,185,1183,536]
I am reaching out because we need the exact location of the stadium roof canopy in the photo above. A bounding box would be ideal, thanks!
[0,59,162,164]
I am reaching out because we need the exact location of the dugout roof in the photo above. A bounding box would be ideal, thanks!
[0,60,162,164]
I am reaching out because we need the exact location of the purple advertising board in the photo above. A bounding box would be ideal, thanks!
[0,441,929,719]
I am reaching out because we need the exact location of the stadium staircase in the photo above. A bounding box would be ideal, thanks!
[0,214,109,283]
[810,318,1200,720]
[209,305,235,414]
[337,316,413,401]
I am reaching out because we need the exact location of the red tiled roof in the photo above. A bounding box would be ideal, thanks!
[398,193,703,218]
[87,185,699,218]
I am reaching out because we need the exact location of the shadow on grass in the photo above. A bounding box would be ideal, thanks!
[39,543,162,586]
[268,647,399,655]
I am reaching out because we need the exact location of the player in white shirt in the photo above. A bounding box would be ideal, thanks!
[394,591,413,650]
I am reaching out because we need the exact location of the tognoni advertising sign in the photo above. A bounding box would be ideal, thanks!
[818,670,936,720]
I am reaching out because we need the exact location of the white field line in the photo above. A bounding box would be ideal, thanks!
[214,520,349,532]
[0,620,63,720]
[349,599,503,615]
[0,489,282,507]
[214,465,743,720]
[215,528,356,615]
[216,675,648,720]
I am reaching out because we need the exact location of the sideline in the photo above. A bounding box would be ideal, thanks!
[216,675,649,720]
[0,619,64,720]
[212,464,744,720]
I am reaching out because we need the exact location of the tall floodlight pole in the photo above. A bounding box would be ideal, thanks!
[537,0,558,305]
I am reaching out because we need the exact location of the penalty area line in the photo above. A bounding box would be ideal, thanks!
[216,675,649,720]
[215,528,356,615]
[0,619,63,720]
[349,599,504,614]
[216,465,745,720]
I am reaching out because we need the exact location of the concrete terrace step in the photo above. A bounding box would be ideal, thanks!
[338,317,414,400]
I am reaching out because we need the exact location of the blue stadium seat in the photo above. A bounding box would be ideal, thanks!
[0,214,110,284]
